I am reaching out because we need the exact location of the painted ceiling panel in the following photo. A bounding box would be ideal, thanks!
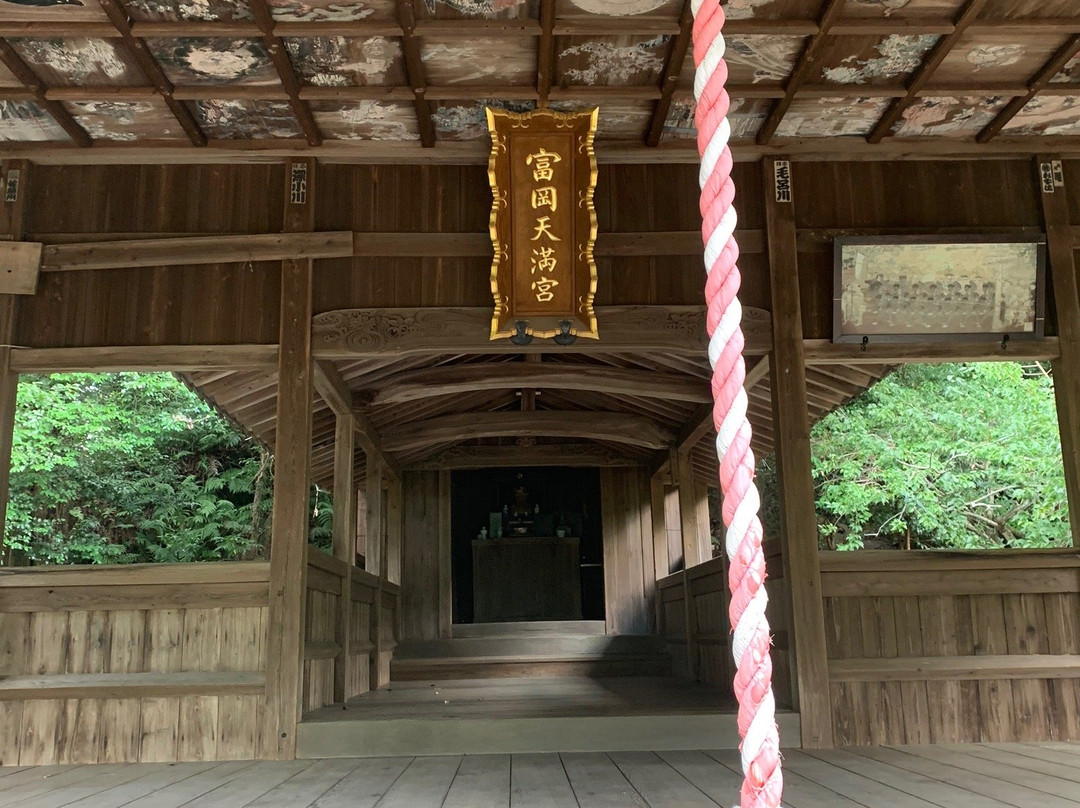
[432,100,534,140]
[0,100,70,141]
[554,35,671,86]
[661,96,772,142]
[891,96,1009,137]
[124,0,254,22]
[188,99,303,138]
[928,33,1072,87]
[421,37,535,85]
[978,0,1080,18]
[415,0,537,20]
[550,99,651,138]
[712,35,805,86]
[283,36,406,86]
[1001,95,1080,136]
[310,100,419,139]
[65,99,188,140]
[554,0,681,18]
[146,38,281,86]
[266,0,396,21]
[775,96,891,137]
[817,34,940,86]
[8,38,142,87]
[0,0,110,23]
[844,0,964,17]
[1052,54,1080,85]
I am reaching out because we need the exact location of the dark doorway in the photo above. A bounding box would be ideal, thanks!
[450,467,604,624]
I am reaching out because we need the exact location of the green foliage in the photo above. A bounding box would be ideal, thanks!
[758,362,1068,551]
[6,373,332,565]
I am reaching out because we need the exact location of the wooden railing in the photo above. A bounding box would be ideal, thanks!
[0,561,270,765]
[302,546,400,713]
[656,539,791,709]
[821,549,1080,745]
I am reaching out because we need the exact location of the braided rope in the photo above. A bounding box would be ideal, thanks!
[690,3,783,807]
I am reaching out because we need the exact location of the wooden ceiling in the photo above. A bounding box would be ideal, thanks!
[183,353,893,488]
[1,0,1079,159]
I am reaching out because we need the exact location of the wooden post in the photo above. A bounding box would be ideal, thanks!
[385,474,402,586]
[1038,156,1080,546]
[763,157,834,748]
[331,412,356,704]
[365,453,389,688]
[438,470,452,639]
[0,160,26,564]
[261,157,316,759]
[649,470,669,631]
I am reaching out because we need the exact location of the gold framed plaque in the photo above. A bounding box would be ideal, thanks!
[486,107,599,341]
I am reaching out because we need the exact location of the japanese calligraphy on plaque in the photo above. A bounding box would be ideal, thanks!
[486,107,600,341]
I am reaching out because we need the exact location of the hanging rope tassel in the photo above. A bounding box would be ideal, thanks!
[690,3,784,807]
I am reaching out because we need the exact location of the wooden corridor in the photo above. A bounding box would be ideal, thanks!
[2,743,1079,808]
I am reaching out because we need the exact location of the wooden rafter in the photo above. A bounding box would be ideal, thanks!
[395,0,436,148]
[645,0,694,148]
[756,0,848,146]
[867,0,992,144]
[248,0,322,147]
[536,0,556,107]
[97,0,207,147]
[977,35,1080,144]
[0,40,91,148]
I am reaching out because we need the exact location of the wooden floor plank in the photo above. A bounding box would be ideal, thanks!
[561,752,647,808]
[852,746,1080,808]
[652,750,742,806]
[987,742,1080,770]
[801,748,1015,808]
[508,753,578,808]
[371,756,461,808]
[4,763,152,808]
[243,759,362,808]
[609,751,719,808]
[781,749,941,808]
[309,757,413,808]
[121,761,258,808]
[0,765,121,807]
[0,765,84,790]
[897,745,1080,804]
[166,761,312,808]
[441,755,509,808]
[704,749,868,808]
[47,762,219,808]
[959,744,1080,786]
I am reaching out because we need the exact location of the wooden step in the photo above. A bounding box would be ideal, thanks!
[391,653,671,681]
[452,620,606,638]
[394,634,667,659]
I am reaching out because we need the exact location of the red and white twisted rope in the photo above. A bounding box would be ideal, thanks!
[690,2,783,807]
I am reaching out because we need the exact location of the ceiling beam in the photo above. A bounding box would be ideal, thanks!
[356,361,713,407]
[313,358,401,480]
[803,338,1061,365]
[867,0,992,144]
[645,0,693,148]
[536,0,556,107]
[248,0,322,146]
[380,411,675,453]
[978,35,1080,144]
[756,0,847,146]
[407,443,642,470]
[0,40,91,148]
[97,0,208,147]
[10,344,278,373]
[395,0,436,148]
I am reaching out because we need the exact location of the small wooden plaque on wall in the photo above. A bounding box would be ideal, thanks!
[486,107,599,341]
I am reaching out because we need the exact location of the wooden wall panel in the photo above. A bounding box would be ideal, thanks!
[401,469,443,642]
[0,562,270,766]
[600,467,654,636]
[822,550,1080,746]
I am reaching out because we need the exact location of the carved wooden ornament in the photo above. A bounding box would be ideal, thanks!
[486,107,600,341]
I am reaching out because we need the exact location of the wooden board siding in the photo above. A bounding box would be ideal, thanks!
[656,538,792,711]
[601,467,656,636]
[0,562,270,766]
[821,549,1080,746]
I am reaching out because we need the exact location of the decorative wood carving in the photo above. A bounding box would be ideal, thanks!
[311,306,772,358]
[486,107,599,341]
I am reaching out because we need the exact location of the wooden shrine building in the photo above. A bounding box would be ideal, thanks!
[2,0,1080,804]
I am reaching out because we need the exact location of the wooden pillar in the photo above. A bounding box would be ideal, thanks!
[438,470,452,638]
[385,474,402,586]
[261,158,316,759]
[365,453,389,688]
[675,452,710,568]
[763,157,833,748]
[1038,156,1080,546]
[331,412,356,704]
[0,160,26,563]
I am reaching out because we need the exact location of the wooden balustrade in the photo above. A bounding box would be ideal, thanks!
[820,548,1080,745]
[0,561,271,765]
[302,546,400,713]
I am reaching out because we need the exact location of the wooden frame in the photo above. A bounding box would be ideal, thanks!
[833,234,1048,345]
